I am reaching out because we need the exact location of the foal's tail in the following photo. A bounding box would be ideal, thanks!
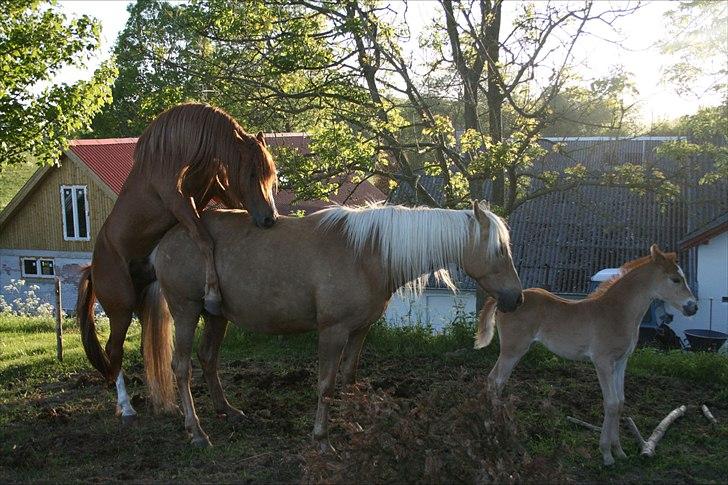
[77,266,113,380]
[140,281,177,413]
[474,298,498,349]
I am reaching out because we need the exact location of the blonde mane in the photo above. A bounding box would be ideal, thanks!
[317,202,510,295]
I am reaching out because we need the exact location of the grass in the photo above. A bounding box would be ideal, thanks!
[0,163,37,211]
[1,313,727,482]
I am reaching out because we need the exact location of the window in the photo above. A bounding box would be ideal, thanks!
[21,257,55,278]
[60,185,90,241]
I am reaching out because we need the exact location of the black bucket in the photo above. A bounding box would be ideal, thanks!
[684,329,728,352]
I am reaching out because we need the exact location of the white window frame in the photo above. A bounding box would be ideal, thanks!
[60,185,91,241]
[20,257,56,279]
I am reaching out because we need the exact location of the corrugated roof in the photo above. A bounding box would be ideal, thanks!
[67,135,385,214]
[391,138,728,294]
[69,138,137,195]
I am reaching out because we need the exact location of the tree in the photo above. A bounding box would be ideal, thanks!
[275,1,652,213]
[92,0,338,137]
[99,0,680,218]
[0,0,116,167]
[660,0,727,98]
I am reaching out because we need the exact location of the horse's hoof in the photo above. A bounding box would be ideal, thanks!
[602,455,615,466]
[191,436,212,448]
[204,297,223,316]
[121,414,139,426]
[317,440,336,454]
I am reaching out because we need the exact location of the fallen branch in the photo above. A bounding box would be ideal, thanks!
[567,416,601,432]
[641,405,687,457]
[701,405,718,425]
[624,417,646,449]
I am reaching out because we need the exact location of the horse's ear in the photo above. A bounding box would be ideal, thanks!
[650,244,664,261]
[472,200,488,226]
[256,131,267,146]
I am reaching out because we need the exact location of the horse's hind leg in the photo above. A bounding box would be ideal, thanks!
[340,324,371,385]
[93,249,138,421]
[170,300,211,447]
[198,314,245,420]
[314,325,349,452]
[594,358,619,466]
[610,356,629,459]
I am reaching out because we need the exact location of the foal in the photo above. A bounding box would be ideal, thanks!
[475,245,697,466]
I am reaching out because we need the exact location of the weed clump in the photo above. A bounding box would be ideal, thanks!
[302,378,564,483]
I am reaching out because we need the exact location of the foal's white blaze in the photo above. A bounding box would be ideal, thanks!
[115,371,137,416]
[317,203,509,295]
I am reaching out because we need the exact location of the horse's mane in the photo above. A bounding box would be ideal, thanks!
[134,102,276,197]
[316,202,510,295]
[587,252,676,299]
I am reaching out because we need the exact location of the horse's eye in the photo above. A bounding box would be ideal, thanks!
[671,277,681,284]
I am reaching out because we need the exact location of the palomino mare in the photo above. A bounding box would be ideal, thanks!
[475,245,698,466]
[77,103,278,422]
[142,201,523,449]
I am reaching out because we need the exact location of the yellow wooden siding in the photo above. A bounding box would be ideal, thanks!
[0,157,116,251]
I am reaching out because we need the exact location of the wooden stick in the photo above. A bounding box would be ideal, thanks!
[641,405,687,457]
[701,405,718,425]
[567,416,601,432]
[624,417,646,449]
[54,277,63,362]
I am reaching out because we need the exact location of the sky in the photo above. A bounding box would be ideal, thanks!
[55,0,722,124]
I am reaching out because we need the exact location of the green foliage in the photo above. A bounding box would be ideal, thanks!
[655,105,728,184]
[92,0,337,137]
[0,162,35,210]
[0,0,116,166]
[275,121,377,199]
[661,0,727,97]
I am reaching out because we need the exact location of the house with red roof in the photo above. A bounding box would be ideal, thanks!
[0,134,385,311]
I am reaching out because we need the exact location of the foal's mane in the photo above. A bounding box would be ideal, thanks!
[587,252,675,299]
[317,203,510,295]
[133,102,276,197]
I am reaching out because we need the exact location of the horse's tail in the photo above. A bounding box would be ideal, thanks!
[141,281,176,413]
[77,265,113,380]
[474,298,498,349]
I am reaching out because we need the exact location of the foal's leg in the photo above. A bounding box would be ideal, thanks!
[610,356,629,459]
[169,196,223,315]
[340,325,370,386]
[170,302,211,447]
[487,332,531,399]
[198,314,245,419]
[594,359,619,466]
[314,325,349,452]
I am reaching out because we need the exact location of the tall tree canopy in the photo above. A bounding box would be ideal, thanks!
[660,0,727,98]
[95,0,723,220]
[0,0,116,167]
[92,0,336,137]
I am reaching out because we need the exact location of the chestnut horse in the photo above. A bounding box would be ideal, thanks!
[475,245,697,466]
[142,201,523,449]
[77,103,278,421]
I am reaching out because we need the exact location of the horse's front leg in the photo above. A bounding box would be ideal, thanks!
[314,325,349,452]
[170,196,223,315]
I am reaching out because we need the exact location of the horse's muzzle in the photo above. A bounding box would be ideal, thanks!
[682,300,698,316]
[254,214,277,228]
[497,290,523,313]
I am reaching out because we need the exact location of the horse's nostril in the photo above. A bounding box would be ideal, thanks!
[262,216,275,228]
[516,293,524,305]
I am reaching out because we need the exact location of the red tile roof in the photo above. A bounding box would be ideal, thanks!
[67,136,386,213]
